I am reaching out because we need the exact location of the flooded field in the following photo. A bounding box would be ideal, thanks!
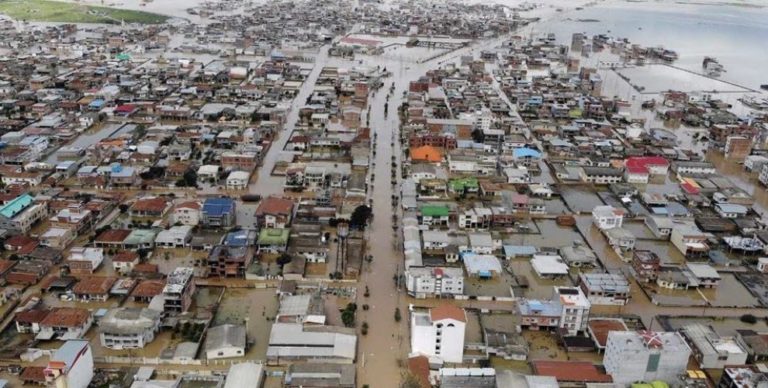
[508,258,574,300]
[212,288,278,360]
[701,273,759,308]
[616,65,753,94]
[560,187,606,214]
[634,240,686,265]
[504,219,585,249]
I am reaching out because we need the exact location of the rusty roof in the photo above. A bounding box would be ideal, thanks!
[131,279,166,298]
[40,307,90,328]
[532,361,613,383]
[255,196,294,217]
[430,304,466,323]
[72,276,117,295]
[15,308,50,324]
[588,319,628,348]
[131,197,169,213]
[95,229,131,243]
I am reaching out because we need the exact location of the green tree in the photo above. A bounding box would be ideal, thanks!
[394,307,402,322]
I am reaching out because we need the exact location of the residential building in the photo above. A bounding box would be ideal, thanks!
[162,267,195,313]
[284,364,355,388]
[715,203,749,219]
[682,323,748,369]
[155,225,193,248]
[579,166,623,184]
[224,362,265,388]
[202,197,236,228]
[554,286,590,336]
[44,340,94,388]
[410,305,466,363]
[579,273,630,305]
[40,227,76,250]
[671,222,710,258]
[37,307,93,341]
[208,246,254,277]
[255,196,294,228]
[0,194,47,233]
[632,250,661,282]
[226,171,250,190]
[172,201,202,226]
[98,307,161,350]
[719,365,768,388]
[686,263,721,288]
[592,205,624,230]
[603,331,691,385]
[405,267,464,298]
[67,247,104,275]
[130,197,171,219]
[112,251,140,275]
[72,277,116,302]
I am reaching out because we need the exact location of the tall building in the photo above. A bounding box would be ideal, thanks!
[603,331,691,385]
[162,267,196,314]
[410,305,466,363]
[553,286,590,336]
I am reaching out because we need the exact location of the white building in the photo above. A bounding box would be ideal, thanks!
[604,331,691,385]
[592,206,625,230]
[226,171,250,190]
[155,225,193,248]
[68,247,104,274]
[172,201,201,226]
[205,324,246,360]
[405,267,464,299]
[579,273,630,306]
[410,305,466,364]
[98,307,161,350]
[682,323,748,369]
[553,287,590,336]
[44,340,94,388]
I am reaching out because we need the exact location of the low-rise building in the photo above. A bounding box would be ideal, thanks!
[682,323,748,369]
[410,305,466,363]
[163,267,195,313]
[98,307,161,350]
[405,267,464,299]
[578,273,630,305]
[205,324,246,360]
[603,330,691,385]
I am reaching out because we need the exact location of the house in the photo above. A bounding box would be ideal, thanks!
[645,215,674,239]
[686,263,721,288]
[257,228,290,253]
[98,307,161,350]
[255,196,294,228]
[40,227,75,250]
[202,197,236,228]
[123,229,157,250]
[0,194,47,233]
[410,145,443,163]
[463,253,502,279]
[94,229,132,249]
[44,340,94,388]
[112,251,140,275]
[405,267,464,299]
[155,225,193,248]
[7,260,50,285]
[531,255,569,278]
[624,156,669,184]
[682,323,748,369]
[719,366,768,388]
[130,197,170,219]
[72,277,116,302]
[578,273,630,305]
[604,227,636,251]
[673,161,717,176]
[67,248,104,275]
[49,205,93,236]
[410,305,466,363]
[468,232,495,254]
[163,267,196,313]
[172,201,202,226]
[579,166,623,184]
[592,205,624,230]
[37,307,93,340]
[715,203,749,219]
[632,250,661,282]
[554,286,591,336]
[130,279,165,303]
[420,205,450,228]
[517,299,561,332]
[225,362,265,388]
[671,222,710,258]
[226,171,250,190]
[205,324,246,360]
[603,331,691,385]
[559,244,598,267]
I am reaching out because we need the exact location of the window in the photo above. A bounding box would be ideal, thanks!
[646,354,660,372]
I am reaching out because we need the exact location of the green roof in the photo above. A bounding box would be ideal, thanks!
[0,194,33,219]
[258,228,290,245]
[449,177,479,191]
[116,53,131,61]
[124,229,158,245]
[420,205,449,217]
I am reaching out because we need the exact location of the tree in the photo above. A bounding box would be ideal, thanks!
[361,321,369,336]
[350,205,372,230]
[400,372,423,388]
[741,314,758,324]
[342,310,355,327]
[394,307,402,322]
[277,253,292,267]
[119,204,130,213]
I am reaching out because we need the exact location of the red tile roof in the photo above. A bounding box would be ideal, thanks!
[588,319,628,347]
[131,279,165,298]
[532,361,613,383]
[95,229,131,243]
[15,308,50,324]
[255,196,294,217]
[407,356,431,388]
[131,197,169,213]
[21,366,46,383]
[112,251,139,263]
[430,304,465,323]
[72,276,117,295]
[39,307,90,328]
[625,156,669,174]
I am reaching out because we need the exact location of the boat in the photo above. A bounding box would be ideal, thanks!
[702,56,724,76]
[761,84,768,90]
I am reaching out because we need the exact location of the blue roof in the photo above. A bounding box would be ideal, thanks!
[88,99,105,109]
[0,194,33,219]
[203,197,235,216]
[513,148,541,159]
[224,230,250,246]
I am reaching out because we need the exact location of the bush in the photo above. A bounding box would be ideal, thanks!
[741,314,758,324]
